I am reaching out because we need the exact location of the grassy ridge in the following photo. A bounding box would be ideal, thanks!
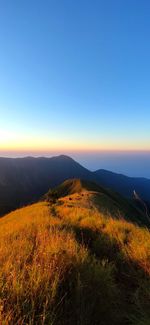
[44,178,148,226]
[0,198,150,324]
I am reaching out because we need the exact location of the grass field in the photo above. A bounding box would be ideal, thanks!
[0,192,150,324]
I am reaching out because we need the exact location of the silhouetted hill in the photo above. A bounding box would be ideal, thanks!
[93,169,150,202]
[0,155,150,216]
[0,155,92,215]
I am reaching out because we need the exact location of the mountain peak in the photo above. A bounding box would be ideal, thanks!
[56,154,74,160]
[44,178,104,199]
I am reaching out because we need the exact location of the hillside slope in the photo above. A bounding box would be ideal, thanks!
[0,194,150,324]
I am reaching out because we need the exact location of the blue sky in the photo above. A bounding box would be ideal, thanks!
[0,0,150,152]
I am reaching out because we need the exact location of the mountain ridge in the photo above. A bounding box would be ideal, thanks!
[95,168,150,180]
[44,178,149,227]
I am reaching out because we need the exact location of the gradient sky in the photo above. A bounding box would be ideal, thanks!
[0,0,150,152]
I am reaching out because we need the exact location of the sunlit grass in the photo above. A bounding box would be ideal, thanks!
[0,198,150,324]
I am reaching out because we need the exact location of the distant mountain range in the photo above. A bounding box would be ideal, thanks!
[0,154,150,215]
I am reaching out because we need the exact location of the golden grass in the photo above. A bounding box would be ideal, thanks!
[56,201,150,275]
[0,197,150,324]
[0,203,88,324]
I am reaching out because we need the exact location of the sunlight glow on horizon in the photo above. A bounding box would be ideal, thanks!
[0,129,150,153]
[1,142,150,153]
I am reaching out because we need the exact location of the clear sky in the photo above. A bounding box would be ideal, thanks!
[0,0,150,152]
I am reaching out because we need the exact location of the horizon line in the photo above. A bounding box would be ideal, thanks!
[0,148,150,154]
